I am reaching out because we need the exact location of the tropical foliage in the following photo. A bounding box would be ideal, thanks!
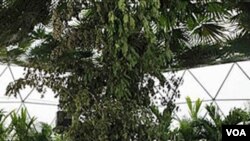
[0,108,63,141]
[1,0,250,140]
[1,100,250,141]
[172,97,250,141]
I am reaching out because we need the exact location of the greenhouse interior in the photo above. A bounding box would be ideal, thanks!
[1,60,250,124]
[1,0,250,141]
[1,60,250,140]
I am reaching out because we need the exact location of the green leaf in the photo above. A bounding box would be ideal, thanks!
[122,41,128,56]
[108,11,115,23]
[118,0,125,11]
[123,14,129,24]
[129,16,135,28]
[186,96,192,115]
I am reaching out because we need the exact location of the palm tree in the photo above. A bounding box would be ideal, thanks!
[8,108,58,141]
[175,96,250,141]
[175,97,203,141]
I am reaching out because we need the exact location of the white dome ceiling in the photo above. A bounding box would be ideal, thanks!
[0,64,58,125]
[1,60,250,126]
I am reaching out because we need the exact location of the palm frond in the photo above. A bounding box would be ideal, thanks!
[191,23,225,44]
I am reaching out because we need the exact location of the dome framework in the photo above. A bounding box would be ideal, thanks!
[1,61,250,126]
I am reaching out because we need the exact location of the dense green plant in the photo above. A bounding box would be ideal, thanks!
[175,97,203,141]
[1,0,241,68]
[186,96,202,120]
[0,108,64,141]
[0,109,10,140]
[9,108,37,141]
[198,105,250,141]
[174,98,250,141]
[223,107,250,125]
[3,0,186,140]
[1,0,250,140]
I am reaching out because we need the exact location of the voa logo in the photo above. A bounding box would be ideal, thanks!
[226,129,246,136]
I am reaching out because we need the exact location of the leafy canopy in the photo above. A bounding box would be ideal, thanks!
[1,0,250,140]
